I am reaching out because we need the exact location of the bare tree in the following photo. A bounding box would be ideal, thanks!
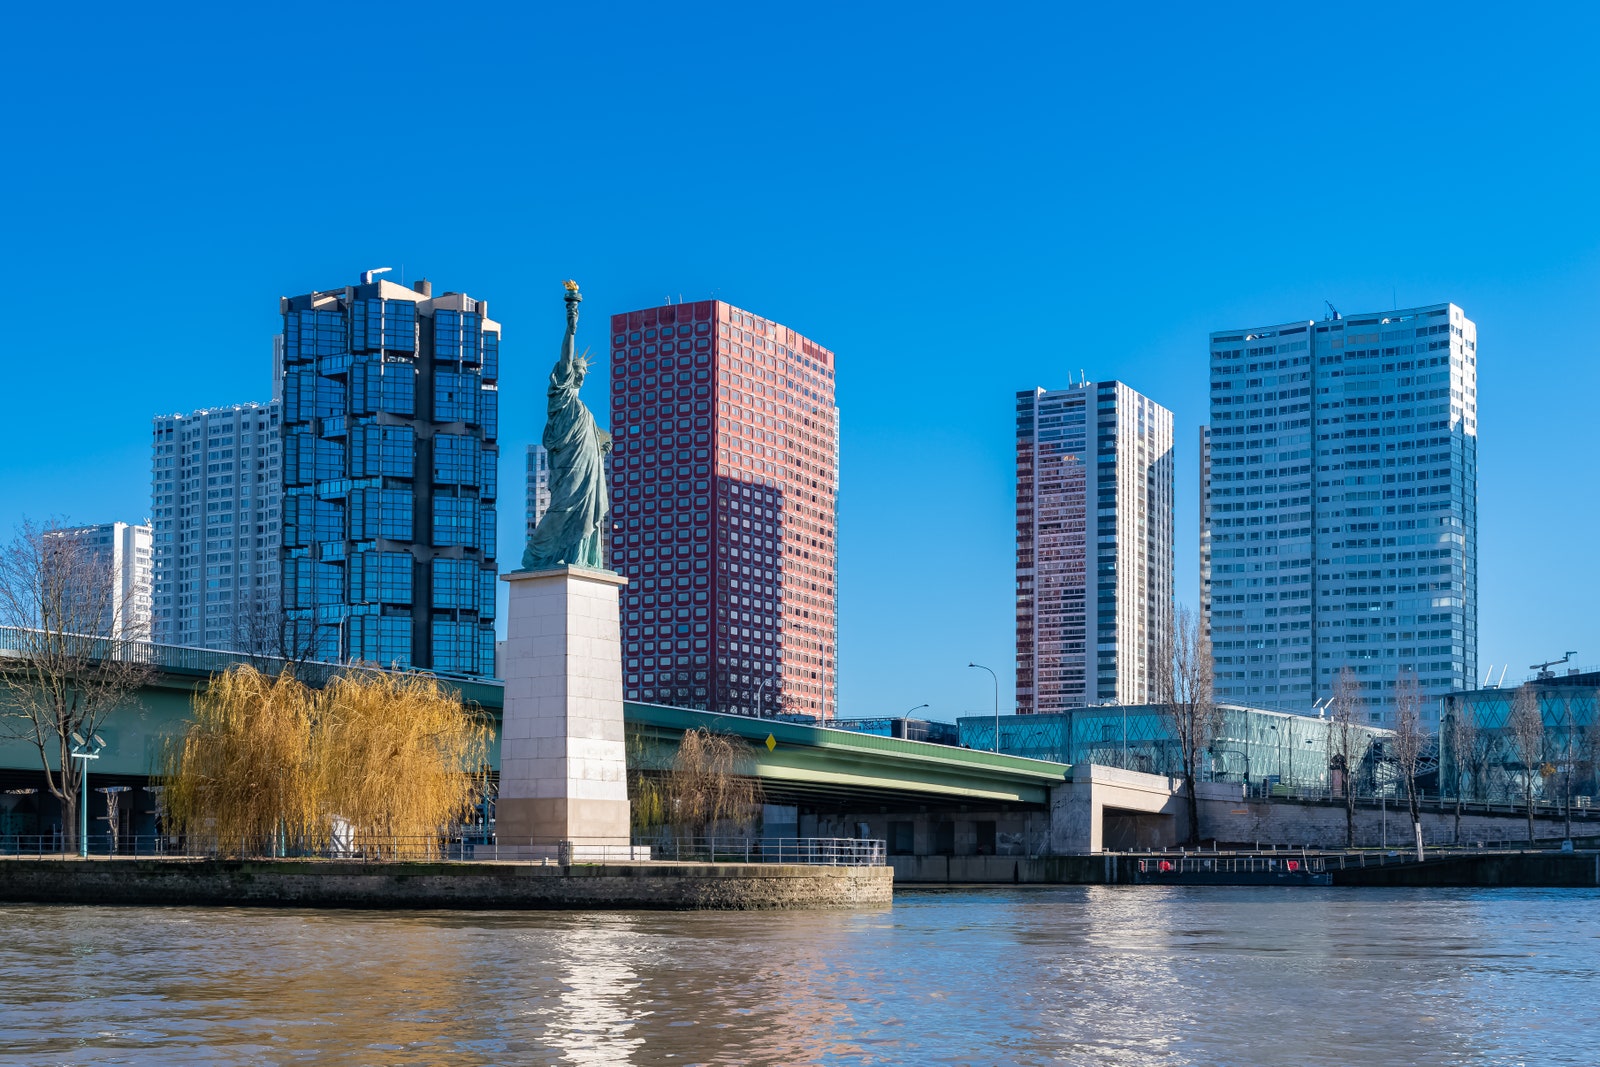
[665,728,764,845]
[1327,667,1362,848]
[226,591,320,677]
[1159,605,1219,847]
[1391,670,1426,859]
[1446,699,1479,844]
[0,519,153,850]
[1507,682,1545,844]
[1558,695,1577,842]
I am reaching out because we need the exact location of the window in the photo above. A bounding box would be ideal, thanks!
[433,498,476,547]
[434,370,482,423]
[432,558,478,609]
[433,434,481,485]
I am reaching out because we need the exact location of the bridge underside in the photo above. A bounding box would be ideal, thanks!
[624,703,1069,813]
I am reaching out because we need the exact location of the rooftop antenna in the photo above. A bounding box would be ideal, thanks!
[1496,665,1509,688]
[1482,664,1494,687]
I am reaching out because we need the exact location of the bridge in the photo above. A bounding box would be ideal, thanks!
[3,638,1289,872]
[626,702,1068,809]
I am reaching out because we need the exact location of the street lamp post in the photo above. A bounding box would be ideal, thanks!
[755,676,773,719]
[903,703,930,717]
[68,732,106,858]
[968,663,999,753]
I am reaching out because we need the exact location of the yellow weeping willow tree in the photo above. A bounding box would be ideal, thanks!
[663,727,763,839]
[162,665,489,858]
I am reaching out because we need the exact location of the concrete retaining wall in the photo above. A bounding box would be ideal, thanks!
[1197,796,1583,850]
[1332,851,1600,888]
[0,859,892,911]
[890,854,1120,884]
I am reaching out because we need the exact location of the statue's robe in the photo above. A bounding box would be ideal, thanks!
[522,326,610,570]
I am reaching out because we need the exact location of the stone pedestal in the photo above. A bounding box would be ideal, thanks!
[497,566,631,848]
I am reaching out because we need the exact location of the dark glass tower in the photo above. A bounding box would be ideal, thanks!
[278,275,500,675]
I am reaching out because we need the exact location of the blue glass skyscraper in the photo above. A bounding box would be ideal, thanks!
[278,274,500,676]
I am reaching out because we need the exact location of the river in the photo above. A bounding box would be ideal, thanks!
[0,886,1594,1066]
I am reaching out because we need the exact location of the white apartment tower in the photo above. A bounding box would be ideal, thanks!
[49,522,153,640]
[1201,302,1478,726]
[1016,381,1174,713]
[150,402,283,650]
[525,444,550,545]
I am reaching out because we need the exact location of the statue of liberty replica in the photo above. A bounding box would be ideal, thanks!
[522,280,612,571]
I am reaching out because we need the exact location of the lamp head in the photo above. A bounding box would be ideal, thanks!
[71,732,85,746]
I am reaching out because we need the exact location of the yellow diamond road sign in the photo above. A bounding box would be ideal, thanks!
[765,733,777,752]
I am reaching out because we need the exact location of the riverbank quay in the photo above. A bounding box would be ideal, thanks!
[1330,849,1600,888]
[893,848,1600,888]
[0,857,892,910]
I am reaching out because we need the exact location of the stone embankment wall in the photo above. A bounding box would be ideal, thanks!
[1197,796,1587,850]
[0,859,892,911]
[1332,851,1600,888]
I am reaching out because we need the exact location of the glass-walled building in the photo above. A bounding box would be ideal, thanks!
[278,275,499,676]
[960,705,1393,794]
[1202,302,1478,727]
[1440,672,1600,804]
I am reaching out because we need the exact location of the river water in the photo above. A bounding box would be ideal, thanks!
[0,886,1595,1066]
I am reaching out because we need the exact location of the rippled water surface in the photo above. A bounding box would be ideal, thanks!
[1,886,1596,1066]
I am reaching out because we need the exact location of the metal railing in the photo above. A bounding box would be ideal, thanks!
[642,836,887,866]
[1136,853,1330,877]
[0,833,887,867]
[0,625,496,688]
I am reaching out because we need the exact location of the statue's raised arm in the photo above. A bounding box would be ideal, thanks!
[521,281,611,571]
[555,279,580,373]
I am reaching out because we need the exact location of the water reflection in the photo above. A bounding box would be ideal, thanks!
[0,887,1596,1065]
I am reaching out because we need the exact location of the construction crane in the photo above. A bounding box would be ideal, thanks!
[1531,651,1578,680]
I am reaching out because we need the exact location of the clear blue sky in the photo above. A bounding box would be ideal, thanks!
[3,3,1597,718]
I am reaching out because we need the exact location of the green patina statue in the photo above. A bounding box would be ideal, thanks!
[521,281,612,571]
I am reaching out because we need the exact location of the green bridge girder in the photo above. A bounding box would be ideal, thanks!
[625,702,1070,809]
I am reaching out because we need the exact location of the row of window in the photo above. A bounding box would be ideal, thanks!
[283,492,496,553]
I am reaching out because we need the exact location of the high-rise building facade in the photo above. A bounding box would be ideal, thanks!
[1202,302,1478,725]
[525,444,550,544]
[279,276,500,676]
[50,522,154,640]
[608,300,838,719]
[150,403,281,650]
[1015,382,1174,713]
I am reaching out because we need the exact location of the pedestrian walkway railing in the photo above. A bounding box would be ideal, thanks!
[0,833,887,867]
[641,836,887,866]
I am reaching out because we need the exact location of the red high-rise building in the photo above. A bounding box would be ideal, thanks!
[609,300,838,719]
